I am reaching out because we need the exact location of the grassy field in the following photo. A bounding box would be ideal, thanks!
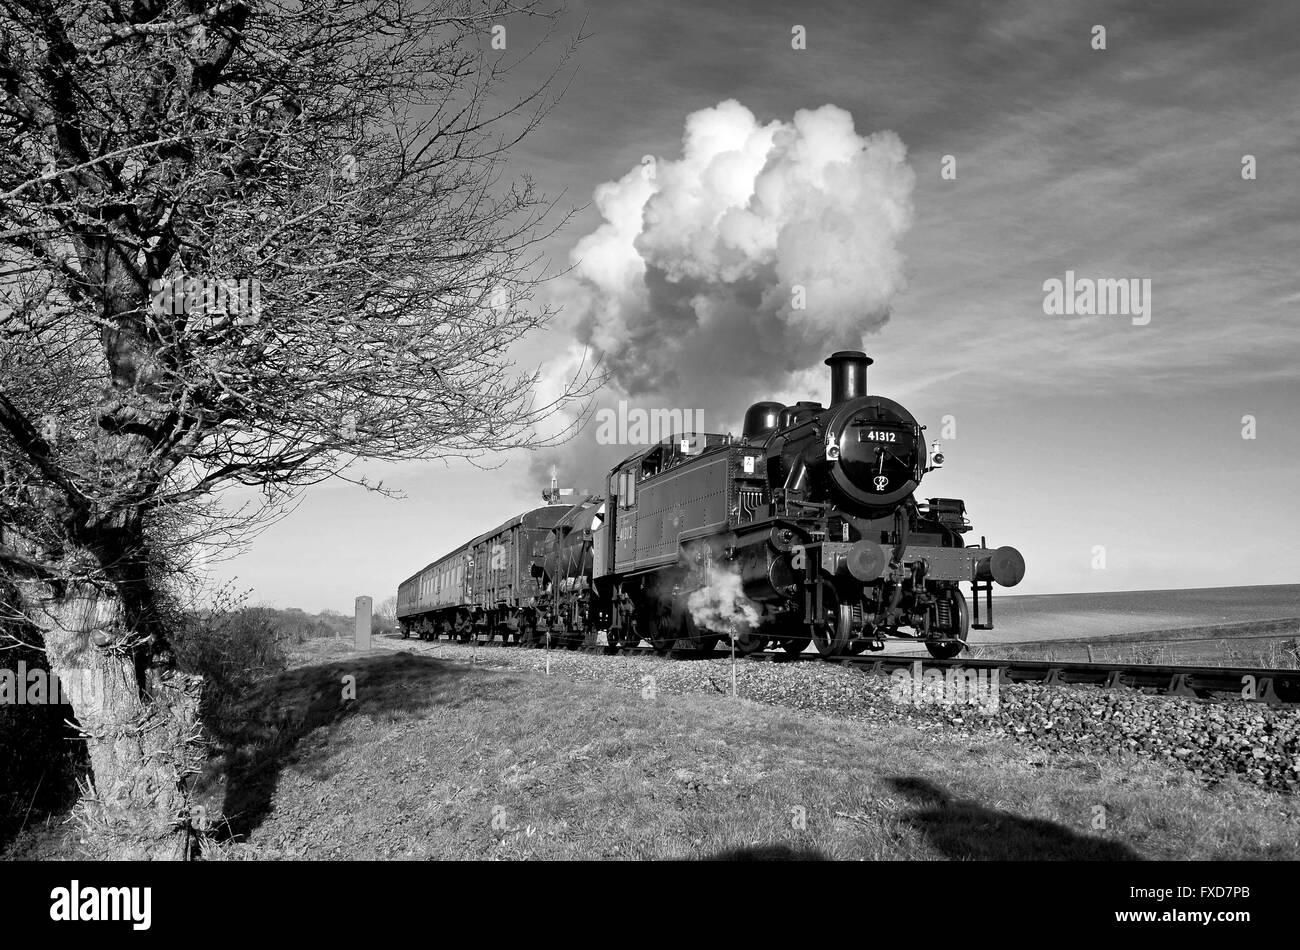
[962,618,1300,668]
[959,583,1300,646]
[157,639,1297,861]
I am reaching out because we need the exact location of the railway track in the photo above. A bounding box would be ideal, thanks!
[836,655,1300,706]
[388,634,1300,706]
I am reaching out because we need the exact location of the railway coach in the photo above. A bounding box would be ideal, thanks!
[396,504,572,641]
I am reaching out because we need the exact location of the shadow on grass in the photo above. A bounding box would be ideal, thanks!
[196,652,478,843]
[702,844,829,860]
[888,776,1140,860]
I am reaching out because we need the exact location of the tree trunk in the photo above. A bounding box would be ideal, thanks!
[29,579,202,860]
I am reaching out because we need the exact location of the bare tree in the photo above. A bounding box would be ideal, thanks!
[371,594,396,635]
[0,0,588,855]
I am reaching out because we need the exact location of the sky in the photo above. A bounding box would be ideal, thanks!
[209,0,1300,612]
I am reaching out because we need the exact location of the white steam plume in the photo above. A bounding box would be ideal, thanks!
[561,98,914,394]
[686,561,762,635]
[528,99,915,490]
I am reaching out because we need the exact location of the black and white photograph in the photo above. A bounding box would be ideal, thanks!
[0,0,1296,928]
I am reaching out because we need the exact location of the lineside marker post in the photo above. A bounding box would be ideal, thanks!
[730,623,738,699]
[354,595,372,651]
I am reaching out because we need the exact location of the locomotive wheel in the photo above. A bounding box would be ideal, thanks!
[679,612,719,653]
[810,581,853,658]
[780,635,811,655]
[733,628,769,656]
[925,589,970,660]
[641,599,678,654]
[650,628,677,654]
[760,616,808,655]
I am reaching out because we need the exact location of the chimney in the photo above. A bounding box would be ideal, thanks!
[825,351,873,405]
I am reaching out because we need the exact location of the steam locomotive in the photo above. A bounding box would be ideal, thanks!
[397,351,1025,659]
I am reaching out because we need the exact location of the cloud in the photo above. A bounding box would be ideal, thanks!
[557,99,915,396]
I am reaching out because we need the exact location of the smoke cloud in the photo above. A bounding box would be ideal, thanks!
[529,99,915,491]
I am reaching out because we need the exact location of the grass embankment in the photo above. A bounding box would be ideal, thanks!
[185,639,1298,860]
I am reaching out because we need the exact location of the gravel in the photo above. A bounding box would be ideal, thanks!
[375,638,1300,794]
